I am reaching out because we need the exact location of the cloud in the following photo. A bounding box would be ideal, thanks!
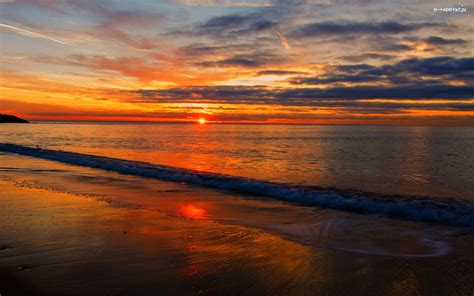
[204,13,275,34]
[424,36,467,46]
[131,86,273,104]
[96,26,158,50]
[175,12,277,39]
[87,4,165,50]
[340,53,395,62]
[257,69,306,75]
[280,85,474,101]
[393,57,474,77]
[176,0,272,7]
[381,43,413,52]
[198,52,287,68]
[118,56,474,111]
[9,1,166,50]
[31,53,233,85]
[180,43,254,57]
[291,21,438,38]
[289,56,474,85]
[387,36,471,55]
[127,83,474,106]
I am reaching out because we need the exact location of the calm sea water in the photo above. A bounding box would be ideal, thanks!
[1,122,473,201]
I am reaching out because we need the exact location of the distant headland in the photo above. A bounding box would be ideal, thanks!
[0,114,29,123]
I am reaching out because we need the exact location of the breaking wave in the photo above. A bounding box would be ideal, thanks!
[1,143,473,227]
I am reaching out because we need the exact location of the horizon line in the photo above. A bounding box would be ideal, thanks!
[24,119,474,127]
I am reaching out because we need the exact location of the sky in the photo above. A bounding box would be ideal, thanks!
[0,0,473,125]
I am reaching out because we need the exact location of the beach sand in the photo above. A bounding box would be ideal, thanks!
[1,154,474,295]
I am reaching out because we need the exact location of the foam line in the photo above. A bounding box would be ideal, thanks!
[1,143,473,227]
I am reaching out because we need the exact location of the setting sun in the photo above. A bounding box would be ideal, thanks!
[198,118,206,124]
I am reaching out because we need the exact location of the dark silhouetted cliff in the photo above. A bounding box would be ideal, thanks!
[0,114,29,123]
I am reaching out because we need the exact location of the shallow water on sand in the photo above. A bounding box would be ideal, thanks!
[1,153,474,295]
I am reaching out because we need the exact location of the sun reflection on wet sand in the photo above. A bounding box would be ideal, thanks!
[1,155,474,295]
[182,204,208,220]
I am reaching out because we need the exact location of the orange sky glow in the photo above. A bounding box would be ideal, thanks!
[0,0,473,125]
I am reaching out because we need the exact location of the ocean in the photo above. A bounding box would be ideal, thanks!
[2,122,474,197]
[1,122,474,294]
[1,122,474,224]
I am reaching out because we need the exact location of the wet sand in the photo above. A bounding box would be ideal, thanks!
[1,154,474,295]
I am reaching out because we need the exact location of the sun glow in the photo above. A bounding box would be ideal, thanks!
[198,118,206,124]
[182,205,207,219]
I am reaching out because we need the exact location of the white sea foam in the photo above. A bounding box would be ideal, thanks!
[1,143,473,227]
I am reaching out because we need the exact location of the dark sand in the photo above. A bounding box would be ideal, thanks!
[1,154,474,295]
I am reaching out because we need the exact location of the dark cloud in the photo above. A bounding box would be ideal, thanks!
[198,52,287,68]
[290,56,474,85]
[340,53,395,62]
[394,56,474,77]
[200,14,250,28]
[181,43,253,57]
[178,13,277,39]
[290,74,379,85]
[124,57,473,108]
[374,36,468,55]
[134,86,272,104]
[291,21,437,38]
[200,14,275,31]
[424,36,467,46]
[256,70,307,76]
[128,83,474,108]
[381,44,413,52]
[279,85,474,100]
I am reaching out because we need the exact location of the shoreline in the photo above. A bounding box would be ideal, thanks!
[1,154,474,295]
[2,143,473,227]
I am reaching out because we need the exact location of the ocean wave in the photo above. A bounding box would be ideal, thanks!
[1,143,473,227]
